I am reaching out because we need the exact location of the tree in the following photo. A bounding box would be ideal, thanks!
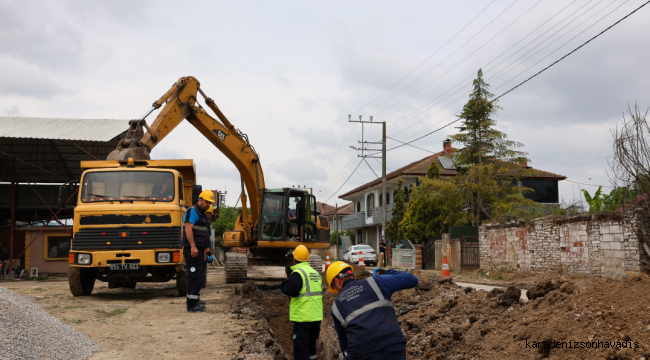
[454,164,535,224]
[213,206,241,249]
[400,178,468,243]
[386,176,406,245]
[450,68,527,166]
[581,187,604,213]
[426,160,441,180]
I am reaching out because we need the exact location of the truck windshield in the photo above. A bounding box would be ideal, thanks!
[81,171,175,202]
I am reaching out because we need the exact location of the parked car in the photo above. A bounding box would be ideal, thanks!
[343,245,378,266]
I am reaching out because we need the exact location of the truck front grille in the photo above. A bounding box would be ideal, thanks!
[72,226,182,250]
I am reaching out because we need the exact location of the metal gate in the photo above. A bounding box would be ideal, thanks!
[461,236,479,270]
[423,242,435,269]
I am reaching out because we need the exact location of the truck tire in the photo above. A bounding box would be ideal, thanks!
[69,267,95,296]
[122,282,137,289]
[176,270,188,297]
[225,252,247,283]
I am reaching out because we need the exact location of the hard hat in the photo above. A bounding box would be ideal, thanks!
[206,205,213,213]
[326,261,354,294]
[293,245,310,262]
[199,190,215,203]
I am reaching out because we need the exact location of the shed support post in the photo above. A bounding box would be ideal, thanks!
[9,158,16,277]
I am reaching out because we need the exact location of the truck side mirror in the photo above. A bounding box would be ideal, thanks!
[58,185,68,208]
[192,185,203,204]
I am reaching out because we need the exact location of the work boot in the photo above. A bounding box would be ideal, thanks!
[187,304,206,313]
[198,300,206,306]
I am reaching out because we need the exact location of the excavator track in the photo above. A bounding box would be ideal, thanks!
[225,252,248,283]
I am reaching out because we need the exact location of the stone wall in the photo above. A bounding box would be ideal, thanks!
[479,212,649,279]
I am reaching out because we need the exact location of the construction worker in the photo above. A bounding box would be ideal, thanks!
[326,261,419,360]
[280,245,323,360]
[182,189,214,313]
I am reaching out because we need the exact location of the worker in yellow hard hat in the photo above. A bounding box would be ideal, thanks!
[326,261,418,359]
[280,245,323,360]
[181,189,214,312]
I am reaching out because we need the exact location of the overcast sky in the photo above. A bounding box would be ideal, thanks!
[2,0,649,207]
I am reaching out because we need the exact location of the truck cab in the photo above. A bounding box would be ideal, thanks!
[65,158,200,296]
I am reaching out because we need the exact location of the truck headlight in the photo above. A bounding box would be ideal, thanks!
[78,254,91,265]
[157,252,171,263]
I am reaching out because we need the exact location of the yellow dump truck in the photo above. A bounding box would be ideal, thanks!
[62,158,204,296]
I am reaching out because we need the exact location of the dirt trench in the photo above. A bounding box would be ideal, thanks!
[232,270,650,360]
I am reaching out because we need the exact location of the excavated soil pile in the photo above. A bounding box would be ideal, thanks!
[231,281,286,360]
[233,271,650,360]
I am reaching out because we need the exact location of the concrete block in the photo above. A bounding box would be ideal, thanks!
[610,242,622,250]
[601,242,611,250]
[600,225,610,234]
[602,234,614,243]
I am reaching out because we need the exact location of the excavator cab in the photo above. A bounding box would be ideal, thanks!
[258,188,323,242]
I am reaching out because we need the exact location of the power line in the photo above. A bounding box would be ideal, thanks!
[362,0,522,116]
[387,136,437,154]
[351,0,498,115]
[323,159,364,203]
[565,179,614,188]
[364,0,587,141]
[375,0,650,153]
[363,157,379,178]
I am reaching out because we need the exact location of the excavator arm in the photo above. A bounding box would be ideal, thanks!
[107,76,264,234]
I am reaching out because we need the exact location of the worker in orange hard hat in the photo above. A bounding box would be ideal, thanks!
[326,261,418,359]
[182,189,214,312]
[280,245,323,360]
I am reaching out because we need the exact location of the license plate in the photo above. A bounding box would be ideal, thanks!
[109,263,140,270]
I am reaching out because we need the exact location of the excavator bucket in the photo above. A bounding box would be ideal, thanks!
[106,120,152,161]
[106,147,151,161]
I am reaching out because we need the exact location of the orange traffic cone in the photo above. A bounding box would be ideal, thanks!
[359,253,365,268]
[325,253,331,271]
[442,256,450,277]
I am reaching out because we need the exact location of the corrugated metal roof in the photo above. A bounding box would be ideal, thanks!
[0,116,131,141]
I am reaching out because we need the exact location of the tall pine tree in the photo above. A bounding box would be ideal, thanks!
[450,69,527,166]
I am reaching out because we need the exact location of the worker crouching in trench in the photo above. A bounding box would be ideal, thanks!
[326,261,418,360]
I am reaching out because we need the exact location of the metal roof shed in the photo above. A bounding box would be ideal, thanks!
[0,116,129,277]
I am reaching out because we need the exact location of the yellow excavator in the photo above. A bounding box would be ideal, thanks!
[107,76,330,283]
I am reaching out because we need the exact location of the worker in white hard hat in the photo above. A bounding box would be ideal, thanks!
[181,189,214,312]
[280,244,323,360]
[326,261,418,359]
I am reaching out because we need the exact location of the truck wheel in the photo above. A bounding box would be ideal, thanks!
[176,270,188,297]
[123,282,137,289]
[69,267,95,296]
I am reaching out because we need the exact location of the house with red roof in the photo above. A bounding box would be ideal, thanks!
[337,139,566,251]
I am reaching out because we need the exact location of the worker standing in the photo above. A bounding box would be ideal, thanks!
[280,245,323,360]
[182,190,214,313]
[326,261,418,360]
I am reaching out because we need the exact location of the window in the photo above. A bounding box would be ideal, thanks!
[366,193,374,215]
[47,236,71,259]
[356,201,361,213]
[520,179,559,203]
[81,171,175,202]
[259,192,286,240]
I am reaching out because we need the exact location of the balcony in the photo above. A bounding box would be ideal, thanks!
[342,212,364,230]
[372,203,395,223]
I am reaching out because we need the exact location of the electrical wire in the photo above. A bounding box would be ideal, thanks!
[565,179,614,188]
[372,0,650,153]
[363,157,379,178]
[323,159,364,203]
[351,0,498,115]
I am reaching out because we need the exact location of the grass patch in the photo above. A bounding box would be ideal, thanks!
[103,308,128,317]
[33,288,44,291]
[64,305,88,310]
[64,318,87,324]
[25,276,48,281]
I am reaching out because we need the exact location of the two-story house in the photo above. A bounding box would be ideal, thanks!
[338,139,566,252]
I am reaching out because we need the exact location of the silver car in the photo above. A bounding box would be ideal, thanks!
[343,245,378,266]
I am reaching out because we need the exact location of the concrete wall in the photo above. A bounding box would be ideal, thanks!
[479,212,648,279]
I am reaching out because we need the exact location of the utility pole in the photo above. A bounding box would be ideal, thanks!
[348,115,387,248]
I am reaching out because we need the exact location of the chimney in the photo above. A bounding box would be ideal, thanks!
[443,139,452,155]
[518,157,528,167]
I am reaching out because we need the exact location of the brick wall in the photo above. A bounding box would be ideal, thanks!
[479,212,648,279]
